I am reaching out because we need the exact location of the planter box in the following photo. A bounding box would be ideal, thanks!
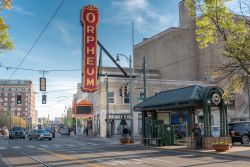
[212,143,231,152]
[120,137,130,144]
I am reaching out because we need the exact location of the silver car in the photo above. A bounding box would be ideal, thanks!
[28,129,52,140]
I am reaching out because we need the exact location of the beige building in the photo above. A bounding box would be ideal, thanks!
[0,80,36,128]
[74,67,205,137]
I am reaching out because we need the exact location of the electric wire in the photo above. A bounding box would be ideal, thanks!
[8,0,65,79]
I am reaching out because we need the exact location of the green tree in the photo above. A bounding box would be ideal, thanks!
[0,0,14,53]
[185,0,250,96]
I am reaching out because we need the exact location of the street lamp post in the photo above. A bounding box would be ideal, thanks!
[105,73,110,137]
[116,53,134,142]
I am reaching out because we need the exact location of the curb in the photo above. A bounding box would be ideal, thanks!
[150,146,250,159]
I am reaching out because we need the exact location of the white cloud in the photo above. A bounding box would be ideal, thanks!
[112,0,148,12]
[12,6,34,16]
[108,0,177,37]
[54,20,77,44]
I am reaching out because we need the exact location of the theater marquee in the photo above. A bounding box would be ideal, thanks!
[81,5,99,93]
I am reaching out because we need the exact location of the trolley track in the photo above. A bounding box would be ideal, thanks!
[1,149,52,167]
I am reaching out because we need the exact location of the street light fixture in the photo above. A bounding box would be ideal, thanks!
[116,53,134,142]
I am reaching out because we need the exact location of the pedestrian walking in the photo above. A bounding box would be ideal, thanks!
[122,125,129,137]
[192,123,202,149]
[85,127,88,136]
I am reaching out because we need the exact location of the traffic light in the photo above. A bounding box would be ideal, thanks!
[119,86,123,97]
[17,95,22,104]
[42,95,47,104]
[124,84,128,96]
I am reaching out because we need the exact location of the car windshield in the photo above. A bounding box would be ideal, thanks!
[12,127,23,131]
[38,130,47,133]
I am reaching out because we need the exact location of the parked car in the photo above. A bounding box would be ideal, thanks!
[28,129,52,140]
[9,127,25,139]
[45,127,55,137]
[59,127,70,135]
[229,121,250,144]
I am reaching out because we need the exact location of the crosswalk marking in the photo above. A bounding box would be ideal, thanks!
[12,146,21,149]
[53,144,61,147]
[27,145,35,148]
[87,143,99,146]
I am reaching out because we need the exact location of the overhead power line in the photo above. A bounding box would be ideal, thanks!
[0,65,80,72]
[8,0,66,79]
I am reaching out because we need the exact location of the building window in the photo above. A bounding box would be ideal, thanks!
[4,93,8,96]
[124,92,130,104]
[139,92,144,100]
[4,103,7,107]
[108,92,114,104]
[12,93,15,96]
[12,98,15,102]
[4,108,8,112]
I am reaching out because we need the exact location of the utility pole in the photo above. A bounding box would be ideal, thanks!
[143,56,147,99]
[142,56,147,144]
[105,73,110,137]
[248,76,250,120]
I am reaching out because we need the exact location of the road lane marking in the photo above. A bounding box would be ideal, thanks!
[40,145,50,148]
[0,146,7,150]
[65,144,75,147]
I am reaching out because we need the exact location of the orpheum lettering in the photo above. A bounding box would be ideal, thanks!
[81,5,99,93]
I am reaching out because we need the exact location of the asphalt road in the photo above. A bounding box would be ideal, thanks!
[0,134,250,167]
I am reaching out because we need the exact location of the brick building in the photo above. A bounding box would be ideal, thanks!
[0,80,36,128]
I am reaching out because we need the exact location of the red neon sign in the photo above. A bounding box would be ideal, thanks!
[81,5,99,93]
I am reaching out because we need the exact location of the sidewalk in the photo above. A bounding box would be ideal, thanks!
[156,144,250,159]
[71,134,250,159]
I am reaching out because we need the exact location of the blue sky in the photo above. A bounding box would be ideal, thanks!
[0,0,238,119]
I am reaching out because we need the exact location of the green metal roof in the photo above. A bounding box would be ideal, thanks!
[134,85,205,111]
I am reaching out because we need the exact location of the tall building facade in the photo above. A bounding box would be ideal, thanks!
[134,0,248,120]
[0,80,36,128]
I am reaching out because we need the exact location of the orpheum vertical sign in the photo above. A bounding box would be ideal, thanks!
[81,5,99,93]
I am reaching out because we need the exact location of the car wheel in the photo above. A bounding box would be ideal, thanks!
[241,135,249,145]
[23,136,25,139]
[38,136,42,140]
[9,136,12,139]
[48,138,52,140]
[28,136,32,140]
